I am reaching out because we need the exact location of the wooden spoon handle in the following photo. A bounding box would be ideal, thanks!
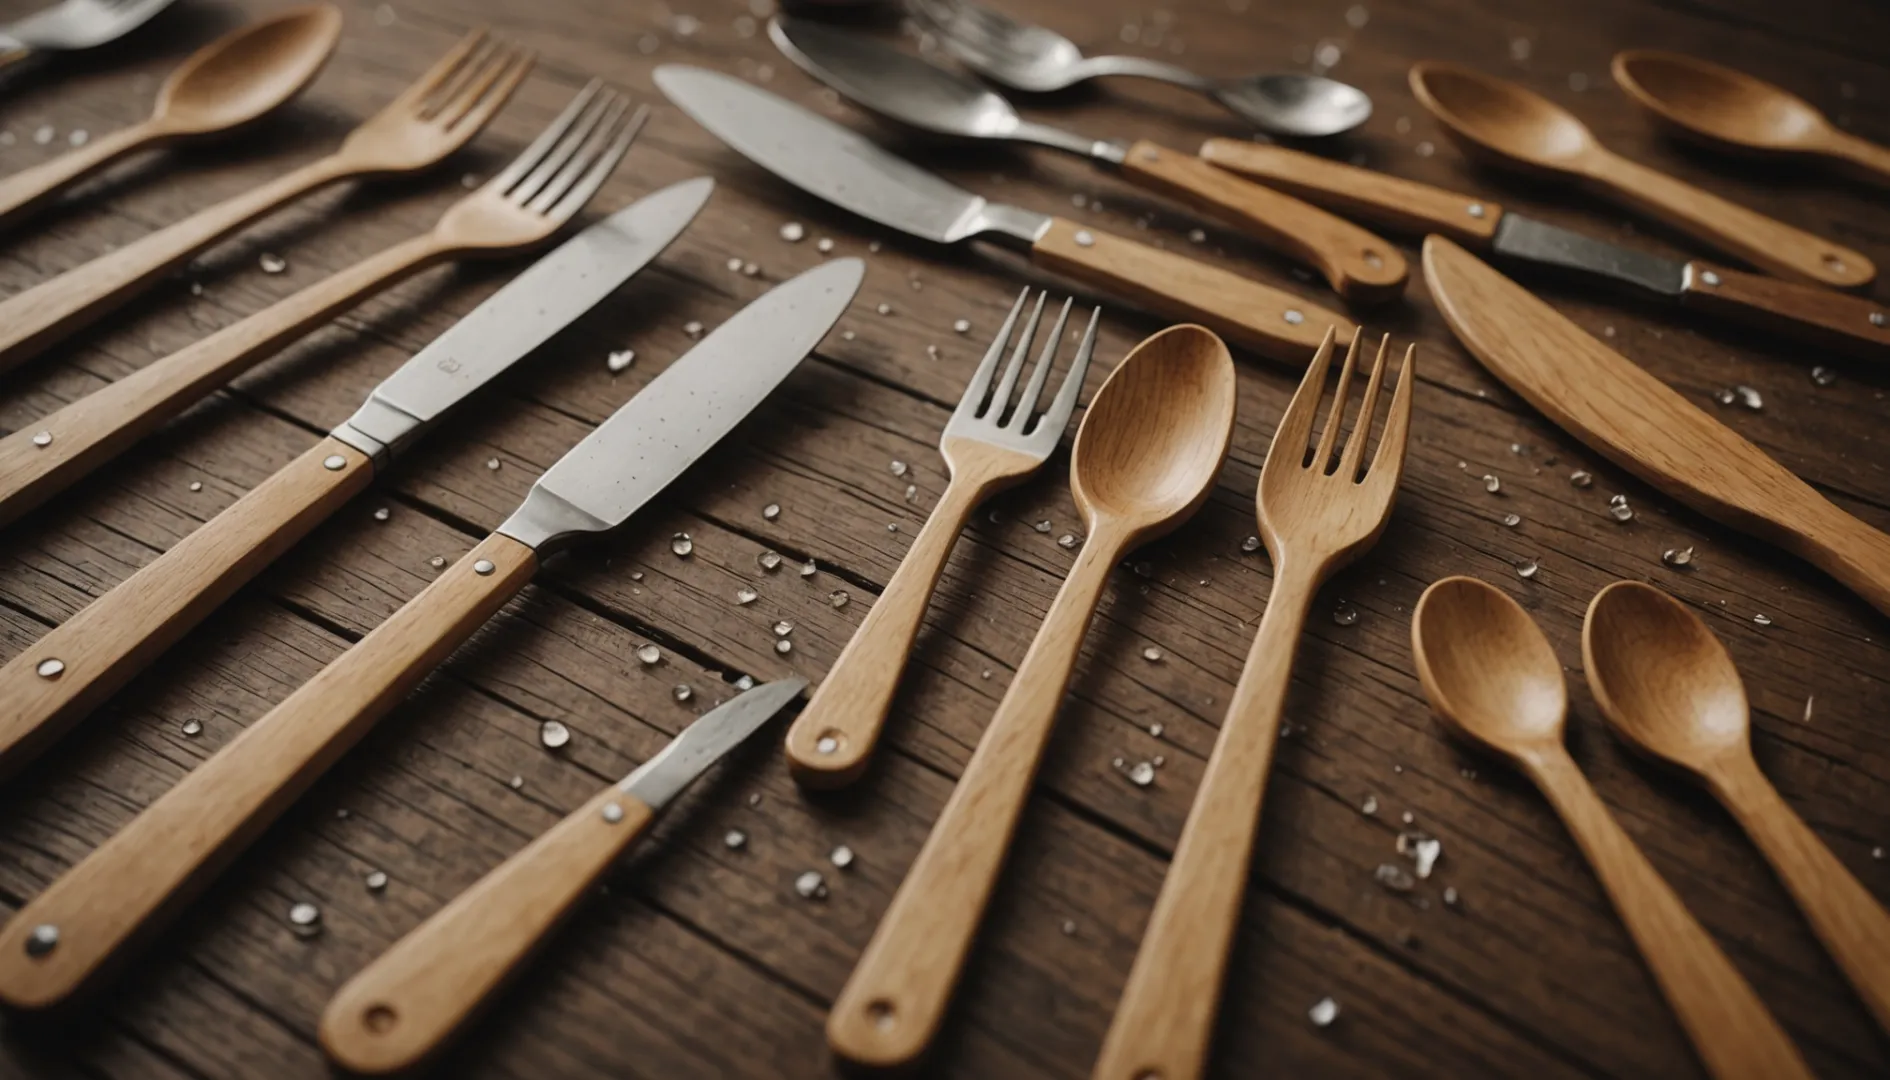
[826,537,1118,1069]
[1822,130,1890,188]
[1118,140,1407,303]
[1093,571,1315,1080]
[0,531,535,1010]
[1711,752,1890,1034]
[1678,261,1890,360]
[0,153,348,373]
[1031,216,1352,362]
[321,785,656,1074]
[1586,152,1874,288]
[0,437,372,781]
[1528,747,1813,1080]
[0,121,166,227]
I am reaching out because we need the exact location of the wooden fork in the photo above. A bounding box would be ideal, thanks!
[1093,327,1416,1080]
[0,27,531,372]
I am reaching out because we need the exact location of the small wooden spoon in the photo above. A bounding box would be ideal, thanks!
[1584,581,1890,1034]
[1412,576,1813,1080]
[0,5,340,227]
[1614,50,1890,187]
[1409,60,1874,289]
[825,324,1237,1070]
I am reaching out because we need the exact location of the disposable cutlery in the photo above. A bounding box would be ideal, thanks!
[322,677,808,1073]
[0,174,712,782]
[827,323,1235,1069]
[1583,581,1890,1033]
[1094,327,1413,1080]
[785,288,1098,788]
[1199,141,1890,357]
[0,0,177,68]
[0,82,644,529]
[1412,576,1813,1080]
[0,26,532,373]
[0,258,861,1009]
[1423,235,1890,616]
[771,18,1405,303]
[904,0,1370,137]
[655,64,1353,362]
[1409,61,1873,289]
[0,5,339,227]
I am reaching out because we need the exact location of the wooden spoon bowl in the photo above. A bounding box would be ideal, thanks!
[1409,61,1598,176]
[1613,50,1827,156]
[1411,575,1567,758]
[1582,581,1749,768]
[153,5,342,137]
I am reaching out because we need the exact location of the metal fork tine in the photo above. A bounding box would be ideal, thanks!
[447,48,533,137]
[1009,297,1071,431]
[1339,334,1392,481]
[490,81,601,194]
[952,288,1028,425]
[437,43,528,129]
[547,105,647,222]
[1312,328,1362,470]
[530,95,630,214]
[987,292,1046,422]
[399,29,488,113]
[513,89,615,207]
[1272,326,1337,466]
[1367,344,1417,482]
[1033,305,1098,443]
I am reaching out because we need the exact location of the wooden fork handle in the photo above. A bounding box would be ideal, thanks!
[322,785,656,1074]
[827,536,1118,1069]
[1093,569,1315,1080]
[0,437,372,782]
[1528,747,1814,1080]
[0,120,170,228]
[1118,141,1407,304]
[1678,262,1890,360]
[1197,139,1501,246]
[0,531,535,1010]
[1031,217,1353,363]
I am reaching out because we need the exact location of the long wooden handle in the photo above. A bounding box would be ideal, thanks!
[0,153,348,373]
[827,535,1119,1069]
[0,531,535,1010]
[1710,751,1890,1034]
[1118,140,1407,303]
[322,785,656,1073]
[1092,569,1315,1080]
[1822,130,1890,188]
[1678,261,1890,360]
[1790,495,1890,617]
[1031,217,1352,362]
[0,120,166,228]
[0,437,372,781]
[1197,138,1501,247]
[1528,747,1813,1080]
[1587,152,1874,289]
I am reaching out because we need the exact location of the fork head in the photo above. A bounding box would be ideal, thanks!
[941,287,1099,475]
[337,28,533,173]
[1257,326,1415,570]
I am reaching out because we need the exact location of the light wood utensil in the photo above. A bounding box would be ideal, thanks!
[0,26,532,374]
[1614,50,1890,187]
[1409,60,1874,289]
[1411,576,1813,1080]
[1583,580,1890,1034]
[785,289,1099,787]
[825,323,1237,1070]
[0,6,340,228]
[1093,326,1414,1080]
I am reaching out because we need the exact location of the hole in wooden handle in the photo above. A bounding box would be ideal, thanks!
[866,998,896,1031]
[364,1004,398,1034]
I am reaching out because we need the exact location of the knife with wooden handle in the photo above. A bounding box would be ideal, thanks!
[1203,141,1890,360]
[1424,235,1890,616]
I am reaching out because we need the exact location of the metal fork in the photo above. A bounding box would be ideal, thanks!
[1093,327,1415,1080]
[0,27,534,372]
[0,0,177,60]
[784,288,1100,787]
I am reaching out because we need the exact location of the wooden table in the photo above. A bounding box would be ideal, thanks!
[0,0,1885,1075]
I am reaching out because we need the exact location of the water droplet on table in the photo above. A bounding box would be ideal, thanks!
[1515,559,1539,580]
[735,587,758,605]
[1241,535,1262,553]
[637,644,661,665]
[1482,474,1501,494]
[671,533,694,557]
[1569,470,1592,488]
[365,870,388,892]
[779,221,805,242]
[829,844,854,869]
[1661,545,1694,567]
[1332,600,1359,626]
[1142,646,1163,662]
[890,460,908,476]
[684,320,704,338]
[540,720,570,749]
[288,902,321,936]
[673,684,693,702]
[1361,795,1378,816]
[1753,613,1773,627]
[181,718,202,736]
[1374,863,1415,892]
[828,590,849,608]
[757,550,782,572]
[608,349,635,373]
[800,559,818,577]
[795,870,827,899]
[1308,996,1339,1027]
[762,503,780,520]
[259,253,287,274]
[1501,512,1521,528]
[1811,365,1836,387]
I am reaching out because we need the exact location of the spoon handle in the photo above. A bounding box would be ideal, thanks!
[826,536,1119,1069]
[1078,54,1215,93]
[0,120,163,227]
[1821,130,1890,189]
[1710,751,1890,1034]
[1586,151,1874,289]
[1528,747,1814,1080]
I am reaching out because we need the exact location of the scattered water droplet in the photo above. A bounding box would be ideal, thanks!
[25,923,58,956]
[828,590,849,608]
[795,870,827,899]
[1058,533,1078,549]
[30,430,51,447]
[1734,385,1763,410]
[1444,886,1460,907]
[952,318,972,334]
[762,503,780,520]
[1753,613,1773,627]
[365,870,387,892]
[775,639,792,654]
[1124,761,1155,787]
[724,829,747,849]
[1515,559,1539,580]
[288,902,321,935]
[829,844,855,869]
[735,587,758,605]
[187,480,202,492]
[816,237,834,253]
[1803,695,1815,723]
[1569,470,1593,488]
[182,718,202,736]
[637,644,661,665]
[1309,996,1339,1027]
[757,550,782,572]
[1149,722,1164,738]
[773,620,794,637]
[608,349,635,373]
[673,684,693,702]
[800,559,818,577]
[1810,365,1837,386]
[1482,474,1501,494]
[1332,600,1359,626]
[889,459,908,476]
[1608,500,1634,522]
[1061,918,1077,936]
[671,533,694,557]
[1142,646,1163,662]
[1374,863,1415,892]
[1661,545,1694,567]
[1399,832,1443,879]
[259,253,287,274]
[372,507,390,522]
[684,320,704,338]
[876,302,893,316]
[1240,535,1262,553]
[509,775,524,790]
[779,221,805,242]
[1361,795,1378,816]
[1188,228,1207,243]
[540,720,570,749]
[734,674,755,690]
[429,555,446,569]
[33,124,54,144]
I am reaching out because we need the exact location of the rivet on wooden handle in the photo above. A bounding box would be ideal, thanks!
[1679,262,1890,360]
[322,787,655,1074]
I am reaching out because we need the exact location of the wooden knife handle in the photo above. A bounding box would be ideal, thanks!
[1794,496,1890,617]
[1119,140,1407,303]
[0,437,372,782]
[0,121,166,228]
[322,785,656,1074]
[1679,262,1890,360]
[0,531,535,1010]
[1031,217,1351,362]
[1198,139,1501,247]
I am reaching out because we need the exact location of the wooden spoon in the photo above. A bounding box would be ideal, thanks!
[1583,580,1890,1034]
[1409,60,1874,289]
[1411,576,1813,1080]
[0,5,341,227]
[825,324,1237,1070]
[1614,50,1890,187]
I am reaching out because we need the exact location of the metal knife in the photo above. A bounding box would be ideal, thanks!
[320,677,808,1074]
[655,64,1352,362]
[1424,235,1890,616]
[0,178,715,785]
[1201,141,1890,359]
[0,258,862,1012]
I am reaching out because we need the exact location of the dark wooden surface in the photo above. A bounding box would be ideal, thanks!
[0,0,1885,1076]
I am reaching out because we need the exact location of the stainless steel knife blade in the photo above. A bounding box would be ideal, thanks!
[498,257,864,549]
[622,678,808,808]
[1489,213,1685,297]
[332,176,716,461]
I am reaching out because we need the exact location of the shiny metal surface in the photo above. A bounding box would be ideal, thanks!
[621,678,808,808]
[1491,212,1686,297]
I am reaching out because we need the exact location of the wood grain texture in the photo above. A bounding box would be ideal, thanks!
[1677,262,1890,359]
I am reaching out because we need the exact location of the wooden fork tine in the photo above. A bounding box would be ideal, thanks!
[1339,333,1393,480]
[546,105,646,221]
[1272,326,1337,464]
[1367,344,1418,482]
[425,37,504,120]
[438,44,532,130]
[396,28,488,111]
[1312,326,1362,469]
[529,94,629,214]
